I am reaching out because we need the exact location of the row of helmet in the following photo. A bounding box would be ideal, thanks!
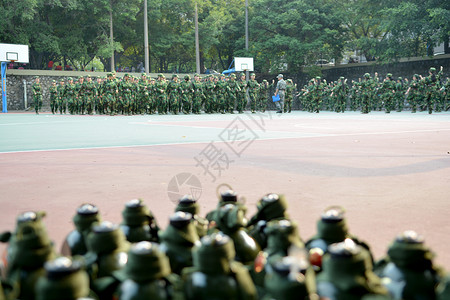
[0,189,449,300]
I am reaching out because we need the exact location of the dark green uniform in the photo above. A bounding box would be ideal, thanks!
[32,79,43,114]
[49,82,58,114]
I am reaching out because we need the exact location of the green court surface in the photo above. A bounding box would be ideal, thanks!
[1,111,449,153]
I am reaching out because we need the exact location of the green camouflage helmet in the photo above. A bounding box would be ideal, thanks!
[250,73,256,77]
[387,73,393,78]
[157,73,164,78]
[230,73,236,78]
[68,77,73,81]
[429,67,436,73]
[184,75,191,80]
[141,73,147,77]
[364,73,371,78]
[172,74,178,79]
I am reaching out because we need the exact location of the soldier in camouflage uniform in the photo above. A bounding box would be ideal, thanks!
[57,79,66,114]
[203,75,216,114]
[82,76,96,115]
[154,74,168,114]
[380,73,396,113]
[284,79,296,113]
[64,77,77,115]
[424,66,444,113]
[103,73,118,115]
[32,76,43,114]
[95,77,104,114]
[247,73,259,113]
[227,74,240,113]
[181,75,193,114]
[360,74,373,114]
[258,79,270,112]
[119,74,134,115]
[394,77,406,112]
[333,77,347,113]
[136,73,148,114]
[192,74,204,114]
[49,80,58,114]
[167,74,182,114]
[406,74,420,113]
[215,74,230,114]
[75,77,84,114]
[236,73,247,113]
[310,77,322,113]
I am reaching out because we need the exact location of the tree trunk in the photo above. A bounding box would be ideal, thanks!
[444,35,449,54]
[110,0,115,72]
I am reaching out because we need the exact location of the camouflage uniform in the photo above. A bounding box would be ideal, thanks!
[57,80,66,114]
[381,74,396,113]
[49,81,58,114]
[192,74,204,114]
[82,76,96,115]
[167,75,182,114]
[119,75,134,115]
[236,74,247,113]
[103,75,118,115]
[227,74,240,113]
[203,75,216,114]
[32,77,43,114]
[216,75,230,114]
[64,78,77,115]
[284,79,295,113]
[155,74,168,114]
[181,75,194,114]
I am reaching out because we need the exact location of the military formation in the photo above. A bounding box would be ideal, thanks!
[296,66,449,114]
[31,66,449,116]
[32,72,274,116]
[1,190,450,300]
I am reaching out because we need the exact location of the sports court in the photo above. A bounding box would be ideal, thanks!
[1,111,450,268]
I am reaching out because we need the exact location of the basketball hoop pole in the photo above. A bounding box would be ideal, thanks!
[1,61,7,113]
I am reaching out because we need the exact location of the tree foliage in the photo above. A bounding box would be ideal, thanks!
[0,0,448,72]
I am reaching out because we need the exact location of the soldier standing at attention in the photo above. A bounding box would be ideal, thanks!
[274,74,286,113]
[192,74,204,114]
[75,76,84,114]
[155,74,168,114]
[247,73,259,113]
[64,77,77,115]
[167,74,181,114]
[227,73,240,113]
[215,74,230,114]
[57,79,66,114]
[203,75,216,114]
[49,80,58,114]
[181,75,193,114]
[236,73,247,113]
[284,79,296,113]
[381,73,396,113]
[32,76,43,114]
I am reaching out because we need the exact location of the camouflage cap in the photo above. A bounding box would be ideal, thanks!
[141,73,147,77]
[184,75,191,80]
[124,73,130,77]
[52,80,56,83]
[364,73,371,78]
[339,76,345,80]
[429,67,436,72]
[194,73,200,77]
[277,74,283,78]
[250,73,256,77]
[387,73,393,78]
[68,77,73,81]
[230,73,236,78]
[34,76,40,79]
[78,76,84,79]
[172,74,178,78]
[262,79,268,82]
[157,73,164,78]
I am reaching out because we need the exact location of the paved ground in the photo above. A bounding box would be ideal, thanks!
[1,111,450,268]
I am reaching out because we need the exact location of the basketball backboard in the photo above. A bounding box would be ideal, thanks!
[235,57,254,72]
[0,43,29,63]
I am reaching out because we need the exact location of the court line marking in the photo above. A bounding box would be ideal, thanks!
[1,127,450,154]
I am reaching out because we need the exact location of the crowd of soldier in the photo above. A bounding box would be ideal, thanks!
[296,66,449,114]
[32,72,273,116]
[1,190,450,299]
[31,66,449,115]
